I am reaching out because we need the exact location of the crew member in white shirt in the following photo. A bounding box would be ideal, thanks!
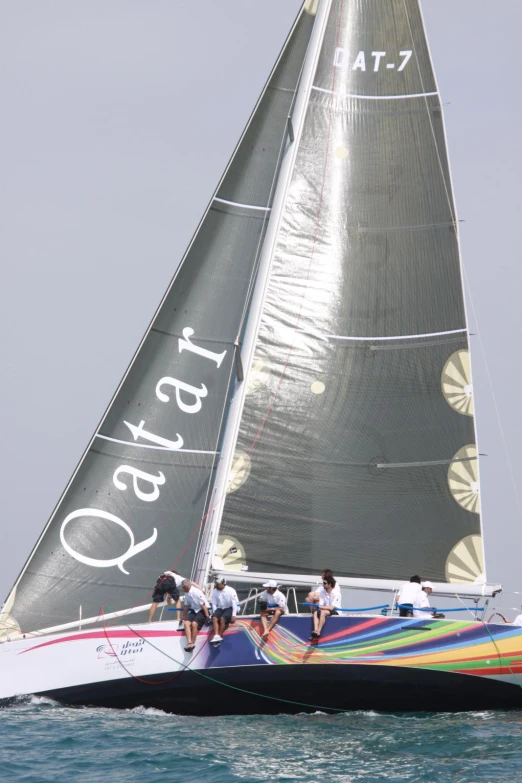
[311,574,341,640]
[258,580,287,638]
[306,569,341,611]
[181,579,209,652]
[396,576,422,617]
[211,576,238,644]
[413,581,435,619]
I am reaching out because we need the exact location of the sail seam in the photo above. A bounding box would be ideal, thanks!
[311,85,438,100]
[327,328,467,341]
[377,457,478,469]
[150,327,234,345]
[358,221,454,232]
[269,85,296,94]
[213,197,271,212]
[95,434,218,454]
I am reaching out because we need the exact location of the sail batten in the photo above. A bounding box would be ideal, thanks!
[312,86,439,99]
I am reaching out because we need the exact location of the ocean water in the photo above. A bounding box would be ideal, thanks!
[1,698,522,783]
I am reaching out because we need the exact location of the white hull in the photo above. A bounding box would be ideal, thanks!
[0,620,188,701]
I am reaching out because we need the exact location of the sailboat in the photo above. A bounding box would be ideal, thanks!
[2,0,522,714]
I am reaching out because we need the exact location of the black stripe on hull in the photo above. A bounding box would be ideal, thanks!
[38,665,522,715]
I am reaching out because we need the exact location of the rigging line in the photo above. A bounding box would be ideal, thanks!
[95,434,218,455]
[462,270,522,525]
[122,622,339,713]
[411,2,522,530]
[311,85,438,100]
[248,0,345,455]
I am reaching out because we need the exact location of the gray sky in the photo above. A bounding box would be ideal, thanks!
[1,1,522,601]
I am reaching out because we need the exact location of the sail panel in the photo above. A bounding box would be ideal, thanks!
[315,0,437,98]
[13,449,217,631]
[7,7,315,632]
[277,90,464,338]
[219,0,482,583]
[221,335,478,580]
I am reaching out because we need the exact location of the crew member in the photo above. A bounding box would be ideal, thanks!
[162,570,185,629]
[306,569,341,610]
[181,579,210,652]
[396,575,422,617]
[413,581,435,618]
[310,574,341,640]
[148,571,180,623]
[258,580,287,638]
[210,576,238,644]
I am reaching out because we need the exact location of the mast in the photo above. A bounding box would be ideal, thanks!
[194,0,333,588]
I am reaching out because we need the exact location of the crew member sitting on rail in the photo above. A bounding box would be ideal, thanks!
[258,580,287,638]
[413,582,445,620]
[310,574,341,640]
[413,581,434,618]
[181,579,209,652]
[148,571,180,623]
[396,575,422,617]
[306,569,341,611]
[210,576,238,644]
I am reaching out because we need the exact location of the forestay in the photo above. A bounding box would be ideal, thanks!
[3,6,315,634]
[219,0,484,585]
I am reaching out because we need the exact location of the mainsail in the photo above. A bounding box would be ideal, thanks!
[218,0,484,584]
[5,6,315,633]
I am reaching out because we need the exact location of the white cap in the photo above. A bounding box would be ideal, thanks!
[422,581,434,589]
[262,580,278,588]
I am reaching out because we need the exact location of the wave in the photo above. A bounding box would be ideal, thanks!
[129,705,172,717]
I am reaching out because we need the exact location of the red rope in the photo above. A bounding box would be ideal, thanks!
[101,606,212,686]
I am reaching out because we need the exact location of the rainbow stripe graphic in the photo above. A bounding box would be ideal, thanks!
[217,616,522,681]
